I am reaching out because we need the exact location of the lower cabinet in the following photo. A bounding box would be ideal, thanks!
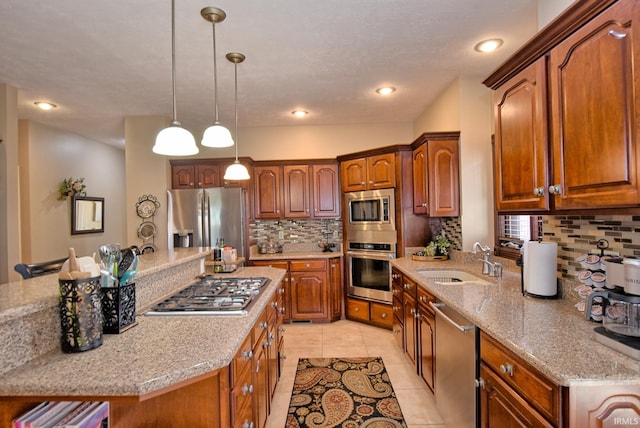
[479,331,561,428]
[250,257,342,323]
[345,297,393,329]
[393,266,435,393]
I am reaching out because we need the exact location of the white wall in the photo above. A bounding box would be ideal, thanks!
[537,0,575,29]
[413,77,494,250]
[19,120,126,268]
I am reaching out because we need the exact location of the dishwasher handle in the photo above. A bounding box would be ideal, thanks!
[429,302,475,333]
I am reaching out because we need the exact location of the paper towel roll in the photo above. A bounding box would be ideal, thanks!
[522,241,558,297]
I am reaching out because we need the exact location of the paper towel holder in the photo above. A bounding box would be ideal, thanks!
[518,241,559,299]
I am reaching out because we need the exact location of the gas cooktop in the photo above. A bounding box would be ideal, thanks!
[146,276,271,316]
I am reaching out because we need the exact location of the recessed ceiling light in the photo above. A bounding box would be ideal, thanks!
[376,87,396,96]
[292,110,308,118]
[34,101,57,110]
[474,38,503,53]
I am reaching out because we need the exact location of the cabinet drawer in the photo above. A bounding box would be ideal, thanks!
[480,332,560,425]
[417,286,435,312]
[402,275,418,298]
[370,301,393,328]
[347,298,370,322]
[230,366,253,428]
[290,259,327,271]
[249,260,288,270]
[252,310,268,349]
[392,295,403,323]
[231,334,253,384]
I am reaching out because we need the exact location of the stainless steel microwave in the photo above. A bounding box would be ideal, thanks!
[345,189,396,232]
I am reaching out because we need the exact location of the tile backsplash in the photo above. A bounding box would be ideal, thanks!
[543,215,640,280]
[249,218,343,248]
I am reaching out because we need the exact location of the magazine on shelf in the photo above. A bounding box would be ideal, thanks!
[50,402,95,428]
[34,402,84,428]
[64,401,109,428]
[12,402,49,428]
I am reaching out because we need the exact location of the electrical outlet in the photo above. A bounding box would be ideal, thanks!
[278,230,284,240]
[333,230,338,239]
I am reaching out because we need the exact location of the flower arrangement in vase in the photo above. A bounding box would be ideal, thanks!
[57,177,86,201]
[413,232,451,261]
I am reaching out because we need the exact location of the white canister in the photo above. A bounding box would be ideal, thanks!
[623,257,640,295]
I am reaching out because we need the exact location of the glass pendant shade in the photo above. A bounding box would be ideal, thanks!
[224,160,250,180]
[201,122,234,147]
[153,122,199,156]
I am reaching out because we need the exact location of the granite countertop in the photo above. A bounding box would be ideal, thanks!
[391,257,640,387]
[0,266,286,398]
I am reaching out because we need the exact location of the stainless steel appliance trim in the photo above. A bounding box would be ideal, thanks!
[429,302,475,332]
[345,188,396,232]
[346,249,395,303]
[433,300,478,428]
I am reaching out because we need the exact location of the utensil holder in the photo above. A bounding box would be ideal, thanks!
[101,283,137,334]
[58,276,103,353]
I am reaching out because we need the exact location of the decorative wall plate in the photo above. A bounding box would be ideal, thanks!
[136,195,160,219]
[137,221,157,240]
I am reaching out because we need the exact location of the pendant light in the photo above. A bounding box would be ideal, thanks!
[201,7,234,148]
[224,52,250,181]
[153,0,198,156]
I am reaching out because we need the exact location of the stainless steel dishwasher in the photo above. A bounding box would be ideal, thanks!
[429,300,478,428]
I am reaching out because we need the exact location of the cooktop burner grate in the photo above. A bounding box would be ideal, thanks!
[146,276,271,316]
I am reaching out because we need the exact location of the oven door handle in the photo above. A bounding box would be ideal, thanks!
[346,250,395,260]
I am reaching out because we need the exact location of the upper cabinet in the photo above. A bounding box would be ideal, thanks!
[253,162,340,219]
[549,0,640,209]
[170,159,250,189]
[486,0,640,212]
[340,153,395,192]
[493,58,549,211]
[411,133,460,217]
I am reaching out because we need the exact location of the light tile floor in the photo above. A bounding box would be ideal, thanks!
[265,320,445,428]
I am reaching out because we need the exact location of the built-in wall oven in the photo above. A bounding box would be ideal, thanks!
[346,240,396,303]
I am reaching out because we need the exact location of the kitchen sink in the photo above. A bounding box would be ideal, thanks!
[417,269,491,285]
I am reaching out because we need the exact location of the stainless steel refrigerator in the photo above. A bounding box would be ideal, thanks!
[167,188,246,256]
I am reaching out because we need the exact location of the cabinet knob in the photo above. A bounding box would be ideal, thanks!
[404,283,411,290]
[360,182,366,185]
[410,308,416,316]
[369,181,374,184]
[306,263,310,268]
[242,350,253,360]
[242,384,254,395]
[354,307,360,312]
[419,296,427,302]
[422,203,428,207]
[279,288,285,294]
[533,187,545,196]
[500,363,514,377]
[279,307,286,314]
[475,377,485,389]
[393,305,399,312]
[548,184,562,195]
[260,321,268,329]
[381,312,387,319]
[392,273,399,279]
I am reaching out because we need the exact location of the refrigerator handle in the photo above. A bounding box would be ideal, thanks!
[202,191,211,248]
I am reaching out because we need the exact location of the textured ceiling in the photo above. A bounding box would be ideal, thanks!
[0,0,538,148]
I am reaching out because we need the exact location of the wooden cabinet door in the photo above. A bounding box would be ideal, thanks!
[253,166,282,219]
[367,153,396,189]
[196,163,221,188]
[312,164,340,218]
[428,138,460,217]
[494,57,549,211]
[549,0,640,209]
[412,144,428,214]
[402,293,417,367]
[283,165,311,218]
[171,164,196,189]
[289,270,328,321]
[253,338,269,428]
[341,158,368,192]
[417,305,434,392]
[480,364,553,428]
[329,257,342,320]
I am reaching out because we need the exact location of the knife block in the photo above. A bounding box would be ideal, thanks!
[100,283,137,334]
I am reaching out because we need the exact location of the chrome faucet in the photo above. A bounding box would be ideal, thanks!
[472,242,502,278]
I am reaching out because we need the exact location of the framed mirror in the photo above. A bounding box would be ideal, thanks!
[71,196,104,235]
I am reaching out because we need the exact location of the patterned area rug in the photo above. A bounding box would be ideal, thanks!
[286,357,407,428]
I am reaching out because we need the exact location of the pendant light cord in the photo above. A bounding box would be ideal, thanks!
[212,23,220,122]
[170,0,178,123]
[234,60,239,160]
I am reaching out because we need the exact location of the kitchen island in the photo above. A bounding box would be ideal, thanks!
[0,248,286,427]
[391,255,640,427]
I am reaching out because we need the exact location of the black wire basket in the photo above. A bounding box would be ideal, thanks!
[101,283,137,334]
[58,276,103,353]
